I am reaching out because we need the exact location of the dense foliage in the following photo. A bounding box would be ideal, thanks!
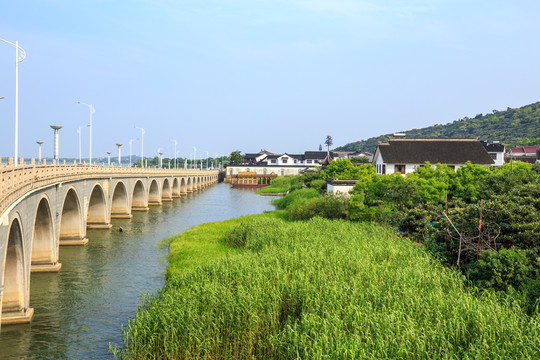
[114,216,540,359]
[335,101,540,153]
[346,161,540,312]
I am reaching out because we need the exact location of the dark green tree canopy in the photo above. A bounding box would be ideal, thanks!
[229,151,243,165]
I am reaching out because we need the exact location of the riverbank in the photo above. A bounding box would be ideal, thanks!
[114,213,540,359]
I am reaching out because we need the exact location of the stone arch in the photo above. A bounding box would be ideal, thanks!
[59,188,86,245]
[162,179,172,202]
[111,181,131,219]
[87,184,111,229]
[31,196,60,272]
[1,215,32,323]
[180,178,187,195]
[132,180,149,211]
[148,179,161,205]
[187,177,193,192]
[172,178,180,198]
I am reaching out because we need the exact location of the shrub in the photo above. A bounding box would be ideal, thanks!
[272,188,320,210]
[287,196,346,221]
[467,248,534,292]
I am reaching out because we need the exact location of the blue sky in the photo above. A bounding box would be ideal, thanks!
[1,0,539,160]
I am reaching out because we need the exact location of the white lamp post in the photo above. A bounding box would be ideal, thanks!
[133,125,145,167]
[50,125,62,162]
[158,151,163,168]
[129,138,138,167]
[170,138,178,169]
[0,39,26,167]
[116,143,123,166]
[77,124,90,164]
[36,141,44,162]
[74,101,95,164]
[206,151,209,170]
[192,147,197,169]
[106,152,111,166]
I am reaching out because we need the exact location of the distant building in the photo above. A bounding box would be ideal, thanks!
[508,145,540,164]
[373,138,494,175]
[481,141,505,166]
[227,150,335,177]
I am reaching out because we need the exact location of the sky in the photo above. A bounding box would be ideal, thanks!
[1,0,539,160]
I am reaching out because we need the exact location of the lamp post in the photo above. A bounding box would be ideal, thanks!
[170,139,178,169]
[74,101,95,164]
[200,154,203,170]
[158,151,163,168]
[107,152,111,166]
[77,124,90,164]
[36,141,44,162]
[0,39,26,167]
[206,151,209,170]
[129,138,138,167]
[133,126,145,167]
[116,143,123,166]
[50,125,62,162]
[189,153,192,169]
[192,147,197,169]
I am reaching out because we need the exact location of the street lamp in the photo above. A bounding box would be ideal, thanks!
[170,138,178,169]
[158,151,163,168]
[116,143,123,166]
[74,101,95,164]
[77,124,90,164]
[133,125,145,168]
[129,138,138,167]
[1,39,26,167]
[36,141,44,162]
[192,146,197,169]
[107,152,111,166]
[50,125,62,162]
[206,151,209,170]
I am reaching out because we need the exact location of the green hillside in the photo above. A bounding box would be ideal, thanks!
[336,101,540,153]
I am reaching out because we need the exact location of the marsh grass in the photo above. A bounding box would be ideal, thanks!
[115,216,540,359]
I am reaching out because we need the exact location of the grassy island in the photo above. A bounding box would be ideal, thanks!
[113,212,539,359]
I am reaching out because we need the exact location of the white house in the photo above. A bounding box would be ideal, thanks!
[373,138,494,175]
[481,141,505,166]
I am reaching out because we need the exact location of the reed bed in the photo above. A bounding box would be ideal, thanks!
[114,216,540,359]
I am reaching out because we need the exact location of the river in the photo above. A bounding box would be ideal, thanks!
[0,183,278,359]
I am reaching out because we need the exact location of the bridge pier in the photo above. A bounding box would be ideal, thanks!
[111,213,133,219]
[1,308,34,326]
[59,237,89,246]
[87,222,113,230]
[31,262,62,273]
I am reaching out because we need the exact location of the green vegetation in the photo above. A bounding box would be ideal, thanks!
[335,101,540,153]
[114,216,540,359]
[256,176,302,194]
[346,161,540,312]
[229,150,243,165]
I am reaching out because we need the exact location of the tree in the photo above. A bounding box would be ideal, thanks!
[324,135,333,153]
[319,144,323,151]
[229,151,243,165]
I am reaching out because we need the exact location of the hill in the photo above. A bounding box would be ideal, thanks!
[335,101,540,153]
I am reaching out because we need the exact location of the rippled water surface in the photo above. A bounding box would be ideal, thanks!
[0,183,278,359]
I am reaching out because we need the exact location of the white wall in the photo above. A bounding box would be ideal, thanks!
[327,184,355,197]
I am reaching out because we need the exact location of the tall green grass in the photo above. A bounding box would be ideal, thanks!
[256,176,301,194]
[114,216,540,359]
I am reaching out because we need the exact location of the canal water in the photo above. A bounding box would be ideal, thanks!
[0,183,278,359]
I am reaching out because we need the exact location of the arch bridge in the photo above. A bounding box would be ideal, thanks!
[0,158,218,327]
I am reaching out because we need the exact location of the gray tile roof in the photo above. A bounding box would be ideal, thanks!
[378,138,494,165]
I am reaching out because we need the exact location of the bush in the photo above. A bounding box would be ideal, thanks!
[272,188,320,210]
[467,248,534,292]
[288,196,346,221]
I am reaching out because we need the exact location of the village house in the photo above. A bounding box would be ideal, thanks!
[228,150,335,177]
[481,141,505,166]
[373,138,494,175]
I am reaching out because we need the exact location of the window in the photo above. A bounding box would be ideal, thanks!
[395,164,405,174]
[307,160,312,164]
[382,164,386,174]
[448,165,455,171]
[282,159,288,164]
[489,153,497,160]
[271,159,277,164]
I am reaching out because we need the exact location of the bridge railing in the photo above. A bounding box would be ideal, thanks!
[0,157,217,217]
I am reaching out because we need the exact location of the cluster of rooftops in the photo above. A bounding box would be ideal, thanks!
[242,150,373,167]
[241,138,539,176]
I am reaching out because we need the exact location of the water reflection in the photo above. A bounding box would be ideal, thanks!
[0,183,278,359]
